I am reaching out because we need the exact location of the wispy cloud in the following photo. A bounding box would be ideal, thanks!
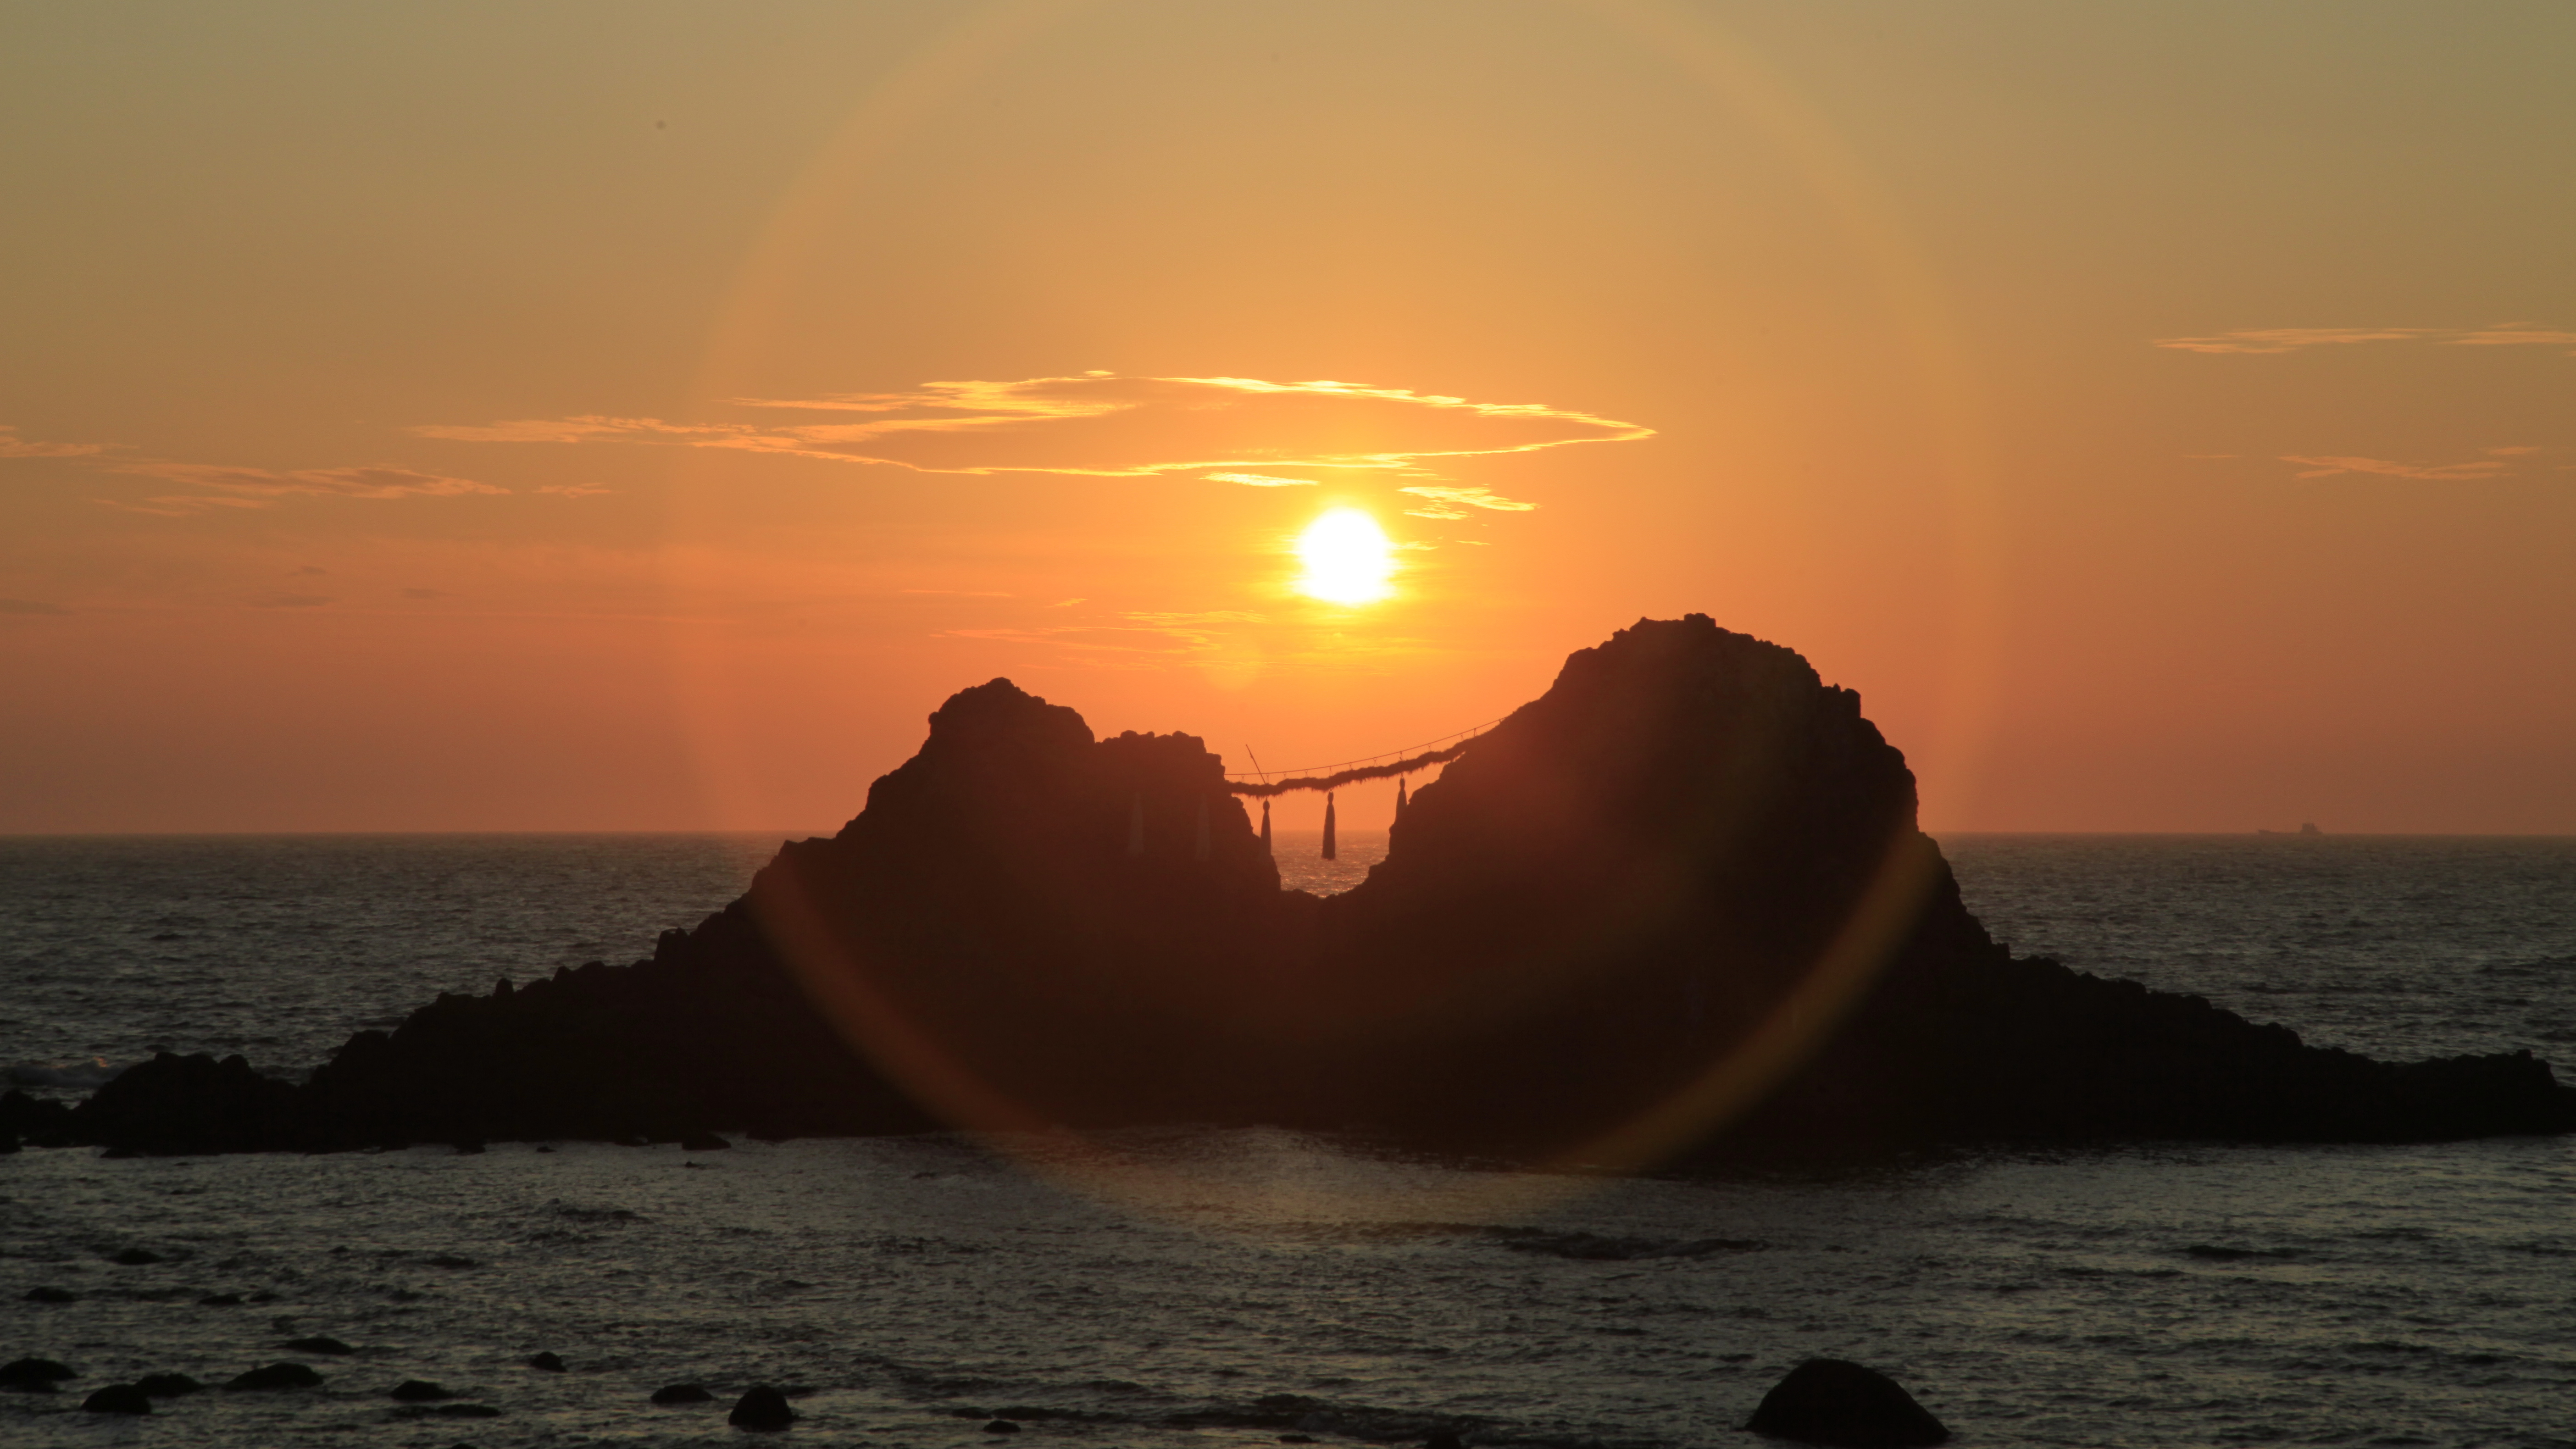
[2157,324,2576,355]
[416,374,1654,479]
[1206,472,1319,488]
[2281,454,2515,481]
[1121,610,1268,627]
[102,463,505,516]
[0,425,109,459]
[1397,484,1537,520]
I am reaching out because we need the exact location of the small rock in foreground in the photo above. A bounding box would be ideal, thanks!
[652,1382,715,1404]
[109,1248,164,1266]
[985,1421,1023,1435]
[282,1334,357,1355]
[226,1362,325,1391]
[1744,1359,1948,1448]
[527,1351,566,1372]
[198,1292,244,1306]
[728,1384,795,1430]
[23,1287,77,1304]
[391,1379,451,1401]
[83,1383,154,1414]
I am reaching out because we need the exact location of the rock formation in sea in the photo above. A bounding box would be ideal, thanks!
[7,615,2569,1158]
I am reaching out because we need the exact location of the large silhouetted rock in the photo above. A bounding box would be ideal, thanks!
[44,615,2576,1156]
[1745,1359,1948,1446]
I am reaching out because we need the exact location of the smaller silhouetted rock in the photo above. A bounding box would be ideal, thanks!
[24,1286,77,1303]
[199,1292,244,1306]
[283,1334,357,1355]
[652,1383,715,1404]
[110,1247,164,1265]
[1744,1359,1947,1447]
[226,1361,324,1391]
[984,1420,1023,1434]
[248,1290,281,1303]
[729,1384,795,1430]
[527,1351,566,1371]
[83,1383,153,1414]
[1279,1436,1317,1444]
[679,1131,732,1152]
[0,1357,77,1386]
[136,1373,204,1397]
[1425,1434,1465,1449]
[392,1379,451,1401]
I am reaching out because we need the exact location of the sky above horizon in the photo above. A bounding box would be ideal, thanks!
[4,0,2570,835]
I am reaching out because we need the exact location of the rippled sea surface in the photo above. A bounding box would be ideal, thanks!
[4,832,2574,1449]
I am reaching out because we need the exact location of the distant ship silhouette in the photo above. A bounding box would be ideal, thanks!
[2258,823,2325,836]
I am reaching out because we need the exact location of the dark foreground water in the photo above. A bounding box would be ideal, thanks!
[3,833,2573,1449]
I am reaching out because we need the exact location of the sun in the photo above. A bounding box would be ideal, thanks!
[1293,508,1396,605]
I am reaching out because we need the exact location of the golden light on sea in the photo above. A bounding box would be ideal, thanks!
[1292,507,1396,606]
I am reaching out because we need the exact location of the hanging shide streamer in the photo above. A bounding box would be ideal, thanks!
[1260,799,1271,855]
[1395,777,1408,817]
[1321,791,1338,860]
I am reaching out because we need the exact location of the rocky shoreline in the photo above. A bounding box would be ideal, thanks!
[6,616,2568,1159]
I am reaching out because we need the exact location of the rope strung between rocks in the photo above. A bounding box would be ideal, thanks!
[1225,722,1500,797]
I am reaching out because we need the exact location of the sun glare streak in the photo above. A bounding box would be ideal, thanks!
[1294,508,1395,605]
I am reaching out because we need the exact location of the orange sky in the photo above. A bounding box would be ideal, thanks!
[4,1,2570,835]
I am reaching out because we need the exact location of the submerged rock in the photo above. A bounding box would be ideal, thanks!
[21,1287,76,1304]
[81,1383,153,1415]
[1744,1359,1948,1447]
[728,1384,795,1430]
[281,1335,356,1355]
[651,1382,714,1404]
[1,1358,76,1388]
[526,1351,566,1372]
[225,1361,324,1391]
[390,1379,450,1401]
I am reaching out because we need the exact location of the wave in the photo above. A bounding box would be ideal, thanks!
[5,1057,129,1092]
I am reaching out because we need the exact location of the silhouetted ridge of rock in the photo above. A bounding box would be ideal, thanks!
[39,615,2576,1156]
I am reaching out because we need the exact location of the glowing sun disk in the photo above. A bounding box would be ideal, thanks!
[1294,508,1395,605]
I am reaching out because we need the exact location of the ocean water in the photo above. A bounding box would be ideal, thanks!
[3,832,2574,1449]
